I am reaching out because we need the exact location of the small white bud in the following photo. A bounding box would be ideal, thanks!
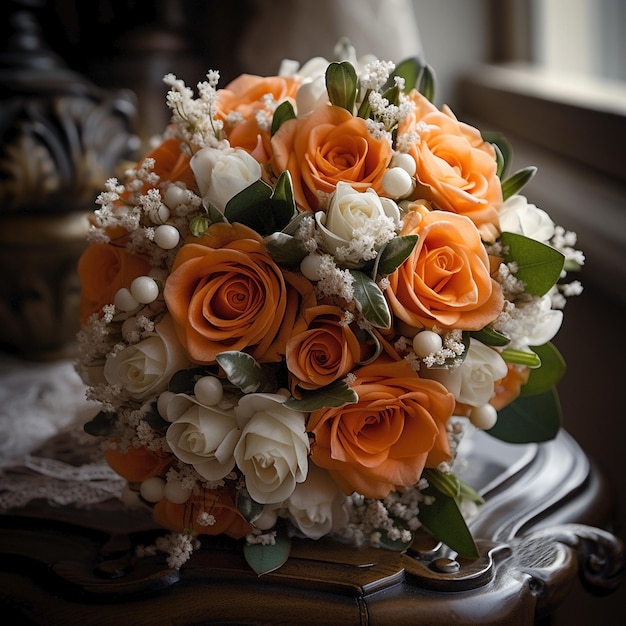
[140,477,166,503]
[154,224,181,249]
[163,480,192,504]
[469,404,498,430]
[114,287,139,312]
[413,331,443,357]
[300,254,324,281]
[193,376,224,406]
[390,152,416,177]
[130,276,160,304]
[164,185,188,209]
[382,167,414,199]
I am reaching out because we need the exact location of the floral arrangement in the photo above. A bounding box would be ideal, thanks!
[77,40,583,574]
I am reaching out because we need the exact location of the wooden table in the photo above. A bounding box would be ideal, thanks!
[1,430,623,625]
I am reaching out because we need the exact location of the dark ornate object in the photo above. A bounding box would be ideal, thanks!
[0,0,136,358]
[0,430,622,624]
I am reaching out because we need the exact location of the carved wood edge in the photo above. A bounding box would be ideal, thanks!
[1,430,624,624]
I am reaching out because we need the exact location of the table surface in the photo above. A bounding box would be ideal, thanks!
[0,355,624,625]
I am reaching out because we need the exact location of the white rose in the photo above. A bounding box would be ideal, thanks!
[166,397,240,481]
[499,194,555,244]
[516,293,563,347]
[295,76,330,116]
[103,315,190,401]
[315,182,400,267]
[233,393,309,505]
[190,144,262,213]
[285,464,349,539]
[455,339,509,407]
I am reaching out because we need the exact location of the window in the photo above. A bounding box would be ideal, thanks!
[532,0,626,83]
[457,0,626,302]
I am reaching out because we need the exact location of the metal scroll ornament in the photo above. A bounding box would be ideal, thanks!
[0,0,137,358]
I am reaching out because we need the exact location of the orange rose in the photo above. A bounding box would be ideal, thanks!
[286,304,362,394]
[308,358,454,499]
[270,105,393,212]
[490,364,530,411]
[140,137,197,191]
[78,242,152,324]
[152,486,252,539]
[163,222,290,364]
[104,446,174,483]
[399,91,501,242]
[217,74,301,163]
[386,206,504,331]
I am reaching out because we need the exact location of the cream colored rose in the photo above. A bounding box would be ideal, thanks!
[285,464,349,539]
[499,194,555,244]
[314,182,399,267]
[233,393,309,505]
[103,315,190,401]
[190,144,262,213]
[515,293,564,347]
[456,339,508,407]
[165,397,240,481]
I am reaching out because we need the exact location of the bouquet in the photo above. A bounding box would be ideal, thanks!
[77,40,583,574]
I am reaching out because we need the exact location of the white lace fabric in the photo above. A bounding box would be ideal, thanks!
[0,354,124,511]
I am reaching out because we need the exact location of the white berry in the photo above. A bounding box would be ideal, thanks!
[413,331,443,357]
[164,185,188,209]
[390,152,417,177]
[163,480,192,504]
[130,276,159,304]
[140,476,165,503]
[194,376,224,406]
[300,254,324,281]
[154,224,180,249]
[253,508,278,530]
[114,287,139,312]
[382,167,414,199]
[469,404,498,430]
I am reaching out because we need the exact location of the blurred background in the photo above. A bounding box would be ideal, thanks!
[1,0,624,623]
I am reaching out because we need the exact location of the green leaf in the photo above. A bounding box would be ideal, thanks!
[326,61,358,112]
[243,532,291,576]
[224,179,294,236]
[487,388,562,443]
[501,348,542,368]
[374,235,418,276]
[422,468,460,499]
[500,231,565,296]
[83,411,118,437]
[381,84,401,108]
[520,342,566,396]
[284,378,358,412]
[272,170,295,205]
[263,232,308,267]
[501,166,537,201]
[215,351,276,394]
[271,100,296,136]
[391,56,424,92]
[236,487,264,523]
[492,141,506,179]
[470,327,510,347]
[459,479,484,505]
[417,64,436,102]
[144,404,170,433]
[419,485,479,558]
[349,270,391,329]
[281,211,312,236]
[482,131,512,178]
